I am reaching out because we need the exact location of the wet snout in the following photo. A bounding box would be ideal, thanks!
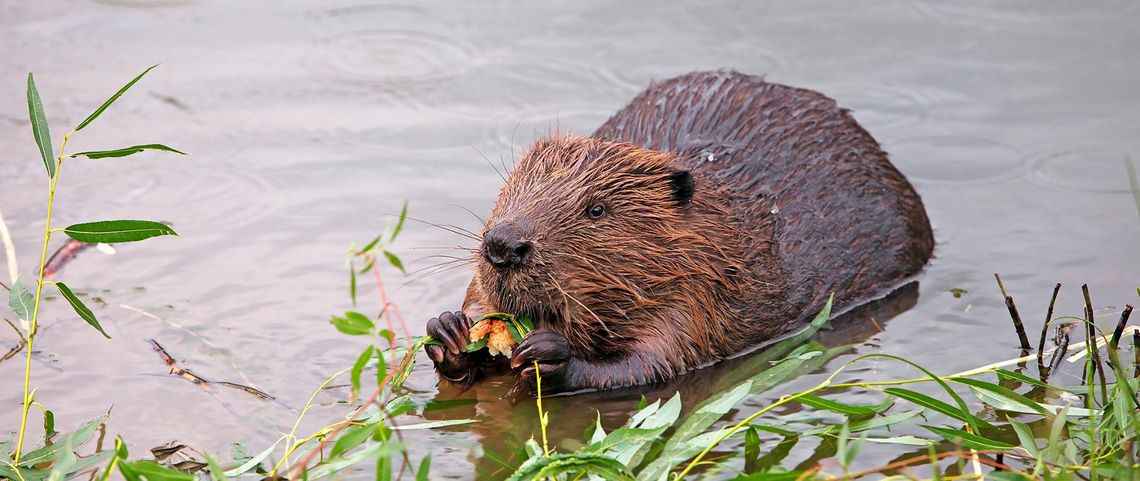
[481,222,532,271]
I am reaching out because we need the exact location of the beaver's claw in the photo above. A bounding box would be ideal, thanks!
[425,311,481,384]
[510,329,571,395]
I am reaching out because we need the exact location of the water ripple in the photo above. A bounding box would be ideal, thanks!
[1025,146,1135,194]
[888,134,1026,185]
[302,29,479,87]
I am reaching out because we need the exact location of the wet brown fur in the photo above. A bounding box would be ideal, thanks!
[455,70,934,391]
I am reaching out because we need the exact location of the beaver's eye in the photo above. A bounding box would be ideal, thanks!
[587,204,606,219]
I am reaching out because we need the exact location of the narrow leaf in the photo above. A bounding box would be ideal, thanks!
[884,387,996,430]
[329,424,374,458]
[330,311,373,336]
[70,143,186,159]
[8,277,34,321]
[54,282,110,338]
[27,73,55,178]
[922,425,1014,451]
[349,262,357,306]
[415,455,431,481]
[383,250,406,275]
[798,394,882,416]
[75,64,158,131]
[375,345,388,386]
[64,220,177,243]
[390,200,408,243]
[953,377,1048,415]
[350,346,374,400]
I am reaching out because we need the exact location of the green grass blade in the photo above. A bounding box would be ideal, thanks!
[70,143,186,159]
[26,73,55,178]
[75,64,158,131]
[63,220,177,243]
[54,282,110,338]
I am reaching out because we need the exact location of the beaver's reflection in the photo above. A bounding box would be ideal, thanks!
[425,282,920,479]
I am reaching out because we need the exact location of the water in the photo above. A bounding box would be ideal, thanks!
[2,1,1138,478]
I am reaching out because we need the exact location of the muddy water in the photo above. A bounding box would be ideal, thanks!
[2,1,1138,479]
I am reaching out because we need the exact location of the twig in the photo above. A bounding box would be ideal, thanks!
[147,337,271,401]
[1,318,27,364]
[1111,305,1133,348]
[1038,283,1062,369]
[994,273,1031,350]
[1134,330,1139,379]
[122,304,260,389]
[0,207,18,285]
[1081,284,1109,403]
[42,239,94,279]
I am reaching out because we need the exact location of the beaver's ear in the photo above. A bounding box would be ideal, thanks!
[667,170,695,207]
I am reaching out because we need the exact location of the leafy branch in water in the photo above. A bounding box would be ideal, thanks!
[5,66,184,477]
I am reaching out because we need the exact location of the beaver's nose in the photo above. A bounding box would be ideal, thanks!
[482,223,532,271]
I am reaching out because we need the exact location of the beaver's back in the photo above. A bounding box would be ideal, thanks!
[594,70,934,320]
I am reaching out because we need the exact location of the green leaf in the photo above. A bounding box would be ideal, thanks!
[63,220,177,243]
[204,455,226,481]
[506,452,635,481]
[359,235,382,255]
[808,408,925,436]
[390,200,408,243]
[375,345,388,385]
[43,409,57,439]
[330,311,373,336]
[383,250,406,275]
[75,64,158,131]
[1008,419,1039,458]
[953,377,1048,415]
[350,346,374,400]
[415,455,431,481]
[743,427,761,473]
[884,387,996,431]
[330,423,375,458]
[54,282,110,338]
[390,419,478,431]
[122,460,194,481]
[27,73,55,178]
[798,394,883,416]
[8,277,34,321]
[464,337,489,353]
[19,415,105,467]
[348,260,358,306]
[70,144,186,159]
[922,425,1015,451]
[732,470,813,481]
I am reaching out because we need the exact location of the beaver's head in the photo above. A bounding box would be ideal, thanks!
[475,135,743,356]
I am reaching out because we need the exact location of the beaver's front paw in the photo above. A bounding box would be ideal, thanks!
[425,311,482,384]
[509,329,572,394]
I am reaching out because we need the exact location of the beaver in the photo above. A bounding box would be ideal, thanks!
[424,70,934,395]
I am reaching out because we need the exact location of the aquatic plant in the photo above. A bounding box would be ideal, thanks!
[3,66,185,480]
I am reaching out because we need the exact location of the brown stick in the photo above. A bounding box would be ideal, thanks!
[1,318,26,364]
[1111,305,1133,348]
[995,273,1031,350]
[1081,284,1109,402]
[1134,330,1139,379]
[1038,283,1062,368]
[42,239,94,279]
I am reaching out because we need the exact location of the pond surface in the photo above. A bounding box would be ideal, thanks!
[2,1,1139,479]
